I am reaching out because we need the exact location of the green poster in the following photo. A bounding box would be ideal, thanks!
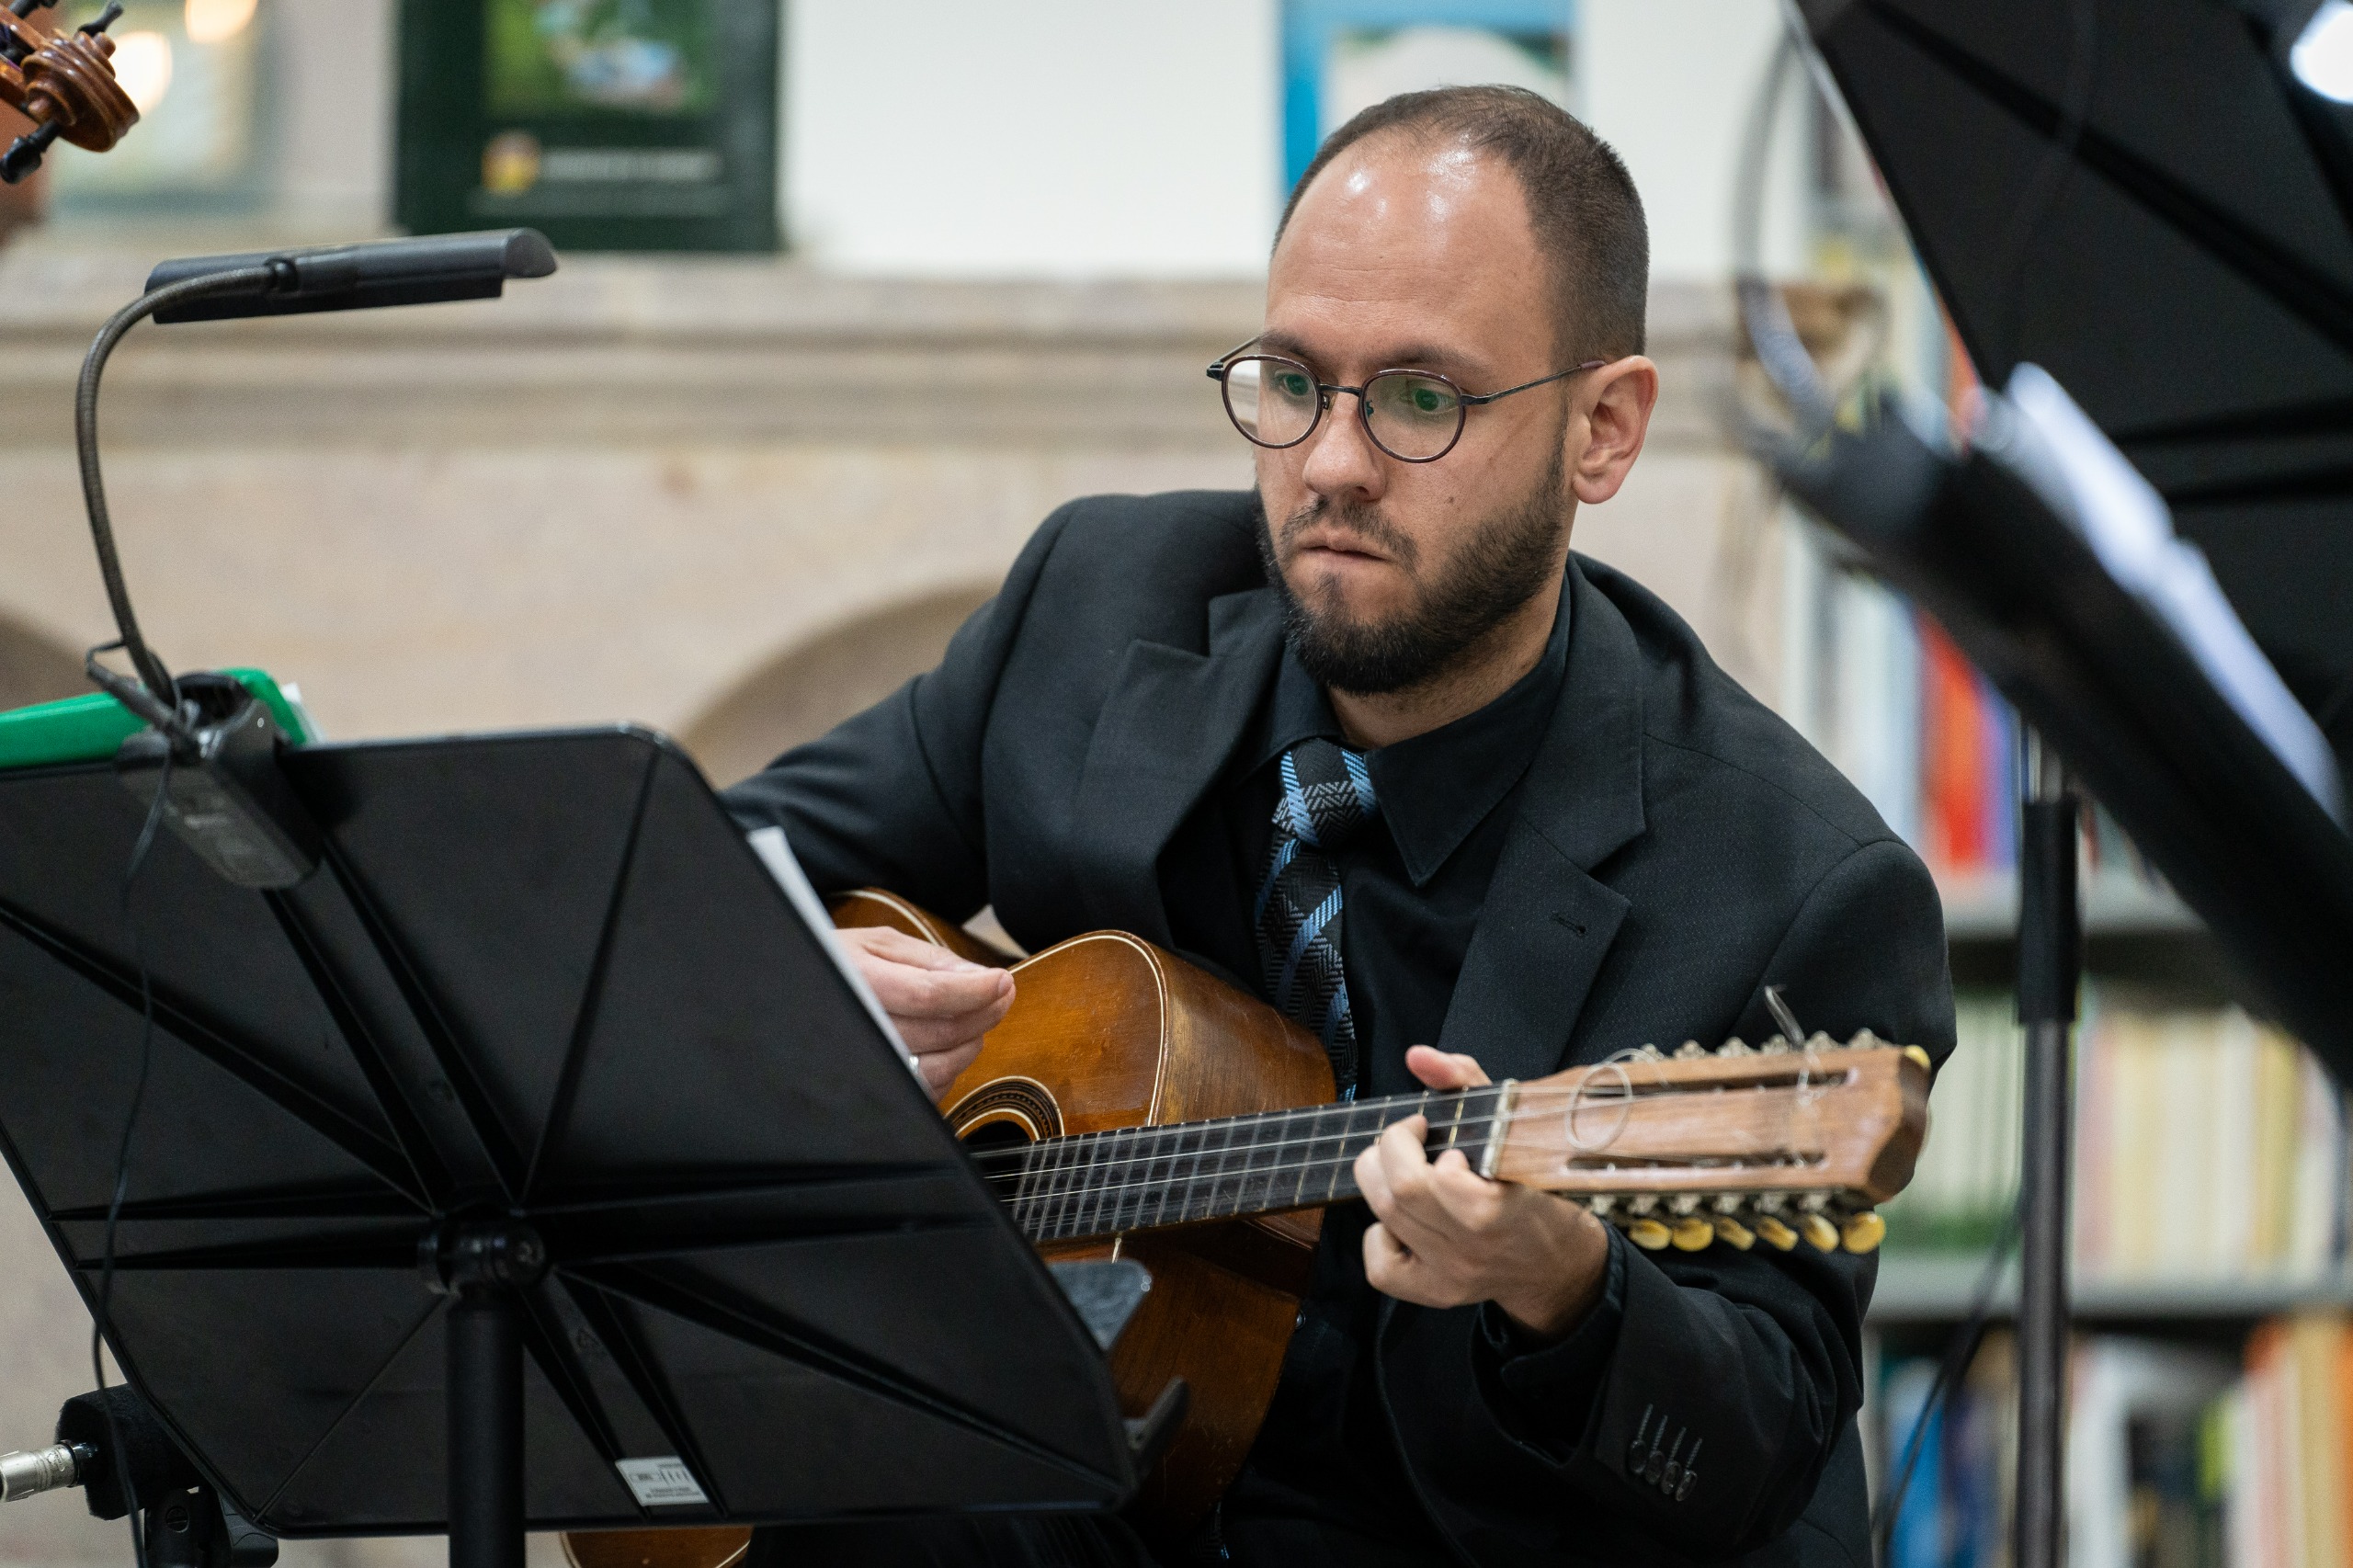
[396,0,779,253]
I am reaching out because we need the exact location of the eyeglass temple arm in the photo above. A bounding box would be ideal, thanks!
[1205,335,1266,379]
[1458,358,1612,405]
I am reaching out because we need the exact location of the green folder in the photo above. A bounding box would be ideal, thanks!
[0,669,313,771]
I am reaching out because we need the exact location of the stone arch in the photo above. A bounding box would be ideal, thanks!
[0,611,85,711]
[678,584,998,788]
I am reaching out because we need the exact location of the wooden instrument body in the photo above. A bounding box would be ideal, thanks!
[834,890,1334,1533]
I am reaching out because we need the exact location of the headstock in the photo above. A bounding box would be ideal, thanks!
[1491,1031,1932,1256]
[0,2,139,185]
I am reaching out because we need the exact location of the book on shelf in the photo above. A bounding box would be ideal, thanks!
[1873,1328,2351,1568]
[1881,989,2351,1281]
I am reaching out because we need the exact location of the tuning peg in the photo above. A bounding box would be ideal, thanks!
[1840,1212,1887,1254]
[1714,1215,1756,1250]
[1627,1218,1672,1250]
[1674,1040,1707,1060]
[1902,1044,1933,1073]
[1805,1031,1840,1052]
[1636,1044,1667,1062]
[1851,1028,1881,1050]
[1799,1213,1840,1252]
[1717,1037,1755,1056]
[1753,1215,1798,1251]
[1669,1216,1715,1250]
[1587,1195,1616,1220]
[1758,1036,1790,1055]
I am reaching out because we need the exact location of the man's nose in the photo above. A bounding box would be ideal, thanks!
[1300,392,1386,501]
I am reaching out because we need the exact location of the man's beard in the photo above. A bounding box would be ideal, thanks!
[1257,447,1569,697]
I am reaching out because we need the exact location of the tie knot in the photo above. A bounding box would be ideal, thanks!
[1275,737,1378,852]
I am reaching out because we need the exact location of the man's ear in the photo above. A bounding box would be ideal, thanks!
[1569,356,1660,506]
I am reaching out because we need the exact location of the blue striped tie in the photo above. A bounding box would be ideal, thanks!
[1255,737,1379,1098]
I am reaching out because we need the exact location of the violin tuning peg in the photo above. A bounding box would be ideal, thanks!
[1754,1215,1799,1251]
[1902,1044,1934,1073]
[1714,1215,1756,1250]
[1840,1212,1887,1254]
[1627,1218,1672,1251]
[1669,1216,1715,1250]
[1799,1213,1840,1253]
[1675,1040,1707,1060]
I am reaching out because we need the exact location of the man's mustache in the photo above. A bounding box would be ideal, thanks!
[1276,498,1420,569]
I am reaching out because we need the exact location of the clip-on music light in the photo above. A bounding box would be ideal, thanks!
[73,232,559,891]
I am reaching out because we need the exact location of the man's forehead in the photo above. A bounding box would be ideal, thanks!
[1266,135,1545,369]
[1273,134,1535,278]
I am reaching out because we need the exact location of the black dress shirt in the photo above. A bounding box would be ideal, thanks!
[1153,588,1630,1567]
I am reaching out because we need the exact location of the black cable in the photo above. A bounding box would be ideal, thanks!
[75,264,282,713]
[92,746,172,1568]
[1870,1199,2025,1560]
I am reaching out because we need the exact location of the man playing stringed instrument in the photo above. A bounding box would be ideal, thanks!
[724,85,1954,1568]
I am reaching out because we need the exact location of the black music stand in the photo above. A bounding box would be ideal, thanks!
[0,727,1138,1568]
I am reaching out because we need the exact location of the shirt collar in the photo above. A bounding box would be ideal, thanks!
[1254,576,1574,887]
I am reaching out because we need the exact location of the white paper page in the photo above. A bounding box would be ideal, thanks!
[744,825,920,1080]
[1995,365,2343,820]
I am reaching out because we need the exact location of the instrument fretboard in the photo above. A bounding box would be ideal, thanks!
[970,1085,1506,1243]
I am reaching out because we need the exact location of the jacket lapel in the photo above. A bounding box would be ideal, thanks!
[1066,589,1283,945]
[1436,561,1648,1083]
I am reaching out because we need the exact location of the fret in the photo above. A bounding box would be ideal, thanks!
[1210,1116,1245,1223]
[1012,1142,1046,1236]
[1073,1127,1112,1238]
[1099,1124,1139,1235]
[1232,1113,1268,1218]
[1089,1126,1131,1237]
[1130,1121,1177,1233]
[1441,1090,1469,1153]
[1152,1121,1187,1230]
[1047,1130,1091,1241]
[1322,1098,1349,1202]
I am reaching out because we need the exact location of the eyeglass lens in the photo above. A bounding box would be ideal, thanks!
[1222,356,1465,461]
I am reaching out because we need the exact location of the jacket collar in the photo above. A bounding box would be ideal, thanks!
[1065,586,1285,945]
[1435,557,1649,1083]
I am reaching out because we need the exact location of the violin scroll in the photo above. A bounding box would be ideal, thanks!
[0,2,138,185]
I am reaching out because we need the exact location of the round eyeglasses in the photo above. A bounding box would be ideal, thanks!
[1207,342,1608,463]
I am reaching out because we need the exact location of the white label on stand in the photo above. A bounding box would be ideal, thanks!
[615,1456,709,1506]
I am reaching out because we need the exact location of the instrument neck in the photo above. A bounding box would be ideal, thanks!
[989,1085,1507,1244]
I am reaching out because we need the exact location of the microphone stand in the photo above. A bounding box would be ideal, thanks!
[2013,727,2081,1568]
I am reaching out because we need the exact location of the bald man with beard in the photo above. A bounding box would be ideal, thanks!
[725,85,1954,1568]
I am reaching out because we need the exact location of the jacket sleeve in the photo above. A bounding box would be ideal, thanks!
[717,502,1078,919]
[1379,837,1955,1564]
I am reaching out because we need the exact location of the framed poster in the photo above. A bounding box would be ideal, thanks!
[1281,0,1575,191]
[395,0,779,253]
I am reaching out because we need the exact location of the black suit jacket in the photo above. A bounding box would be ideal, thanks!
[723,489,1956,1568]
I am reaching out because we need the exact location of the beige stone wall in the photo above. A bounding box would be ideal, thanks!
[0,248,1781,1566]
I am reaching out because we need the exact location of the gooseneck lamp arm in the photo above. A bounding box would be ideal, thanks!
[76,264,284,724]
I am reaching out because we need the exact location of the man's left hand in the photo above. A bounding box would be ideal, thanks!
[1354,1044,1612,1342]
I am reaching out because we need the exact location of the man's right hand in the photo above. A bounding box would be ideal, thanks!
[834,924,1015,1098]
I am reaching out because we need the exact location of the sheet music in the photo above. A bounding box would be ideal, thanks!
[1992,365,2344,821]
[744,824,921,1078]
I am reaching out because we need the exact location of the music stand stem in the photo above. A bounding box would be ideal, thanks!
[426,1221,547,1568]
[2013,729,2080,1568]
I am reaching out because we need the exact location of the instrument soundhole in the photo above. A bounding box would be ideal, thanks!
[945,1075,1063,1146]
